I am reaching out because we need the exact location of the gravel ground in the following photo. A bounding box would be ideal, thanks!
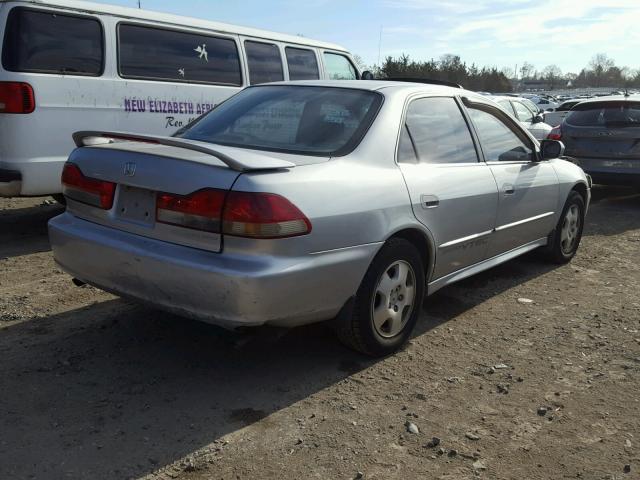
[0,186,639,480]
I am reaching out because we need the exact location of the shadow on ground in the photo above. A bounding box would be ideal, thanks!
[0,186,635,479]
[0,202,64,258]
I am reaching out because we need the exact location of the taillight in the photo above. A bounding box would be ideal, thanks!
[156,189,225,232]
[155,189,311,238]
[0,82,35,114]
[61,163,116,210]
[222,191,311,238]
[548,125,562,140]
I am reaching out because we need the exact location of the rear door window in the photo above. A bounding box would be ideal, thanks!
[245,41,284,85]
[286,47,319,80]
[118,24,242,85]
[404,97,478,164]
[2,7,103,76]
[323,53,357,80]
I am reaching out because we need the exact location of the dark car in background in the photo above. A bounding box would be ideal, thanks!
[549,96,640,186]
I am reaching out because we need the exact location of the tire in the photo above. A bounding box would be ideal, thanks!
[543,191,585,264]
[51,194,66,205]
[334,237,425,357]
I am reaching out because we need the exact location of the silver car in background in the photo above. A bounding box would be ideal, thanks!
[550,95,640,186]
[49,81,591,356]
[493,95,553,140]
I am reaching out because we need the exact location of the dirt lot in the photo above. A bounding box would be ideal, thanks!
[1,187,639,480]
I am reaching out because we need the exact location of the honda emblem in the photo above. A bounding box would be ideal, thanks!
[123,162,136,177]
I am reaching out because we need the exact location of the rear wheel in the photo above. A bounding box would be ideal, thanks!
[334,238,425,356]
[543,191,585,264]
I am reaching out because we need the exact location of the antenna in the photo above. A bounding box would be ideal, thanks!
[377,26,383,67]
[137,0,141,8]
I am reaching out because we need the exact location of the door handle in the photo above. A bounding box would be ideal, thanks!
[421,194,439,209]
[503,183,515,195]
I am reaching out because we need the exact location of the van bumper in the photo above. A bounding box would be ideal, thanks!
[0,168,22,196]
[48,212,379,328]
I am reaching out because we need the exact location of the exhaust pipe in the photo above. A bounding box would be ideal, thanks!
[71,278,86,287]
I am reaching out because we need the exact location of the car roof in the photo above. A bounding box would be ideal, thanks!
[4,0,348,51]
[573,95,640,105]
[264,80,476,96]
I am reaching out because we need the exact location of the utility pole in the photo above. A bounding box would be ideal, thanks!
[377,26,383,67]
[137,0,141,8]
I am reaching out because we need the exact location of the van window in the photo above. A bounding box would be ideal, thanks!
[285,47,319,80]
[245,41,284,85]
[2,7,103,76]
[323,53,357,80]
[118,24,242,85]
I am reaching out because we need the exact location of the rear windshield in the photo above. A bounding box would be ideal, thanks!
[566,101,640,127]
[2,7,103,75]
[178,86,382,156]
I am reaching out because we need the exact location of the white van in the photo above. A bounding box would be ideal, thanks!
[0,0,362,197]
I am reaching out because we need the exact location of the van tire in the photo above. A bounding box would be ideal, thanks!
[334,238,425,357]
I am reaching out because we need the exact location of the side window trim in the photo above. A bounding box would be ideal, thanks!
[3,6,106,77]
[461,96,536,163]
[116,21,244,86]
[395,94,481,166]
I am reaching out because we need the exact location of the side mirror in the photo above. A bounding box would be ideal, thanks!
[539,139,565,160]
[361,70,375,80]
[532,113,544,124]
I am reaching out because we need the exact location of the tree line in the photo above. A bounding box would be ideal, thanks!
[368,53,640,92]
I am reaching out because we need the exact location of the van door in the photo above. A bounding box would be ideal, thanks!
[397,96,499,280]
[464,102,559,257]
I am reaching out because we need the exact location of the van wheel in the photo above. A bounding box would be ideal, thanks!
[51,194,66,205]
[334,238,425,357]
[543,191,585,264]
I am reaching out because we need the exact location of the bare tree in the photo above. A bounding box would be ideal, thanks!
[542,64,563,89]
[589,53,615,86]
[519,62,535,80]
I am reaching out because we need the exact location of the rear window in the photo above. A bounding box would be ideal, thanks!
[566,101,640,127]
[285,47,319,80]
[118,24,242,85]
[2,7,103,76]
[179,86,382,156]
[245,41,284,85]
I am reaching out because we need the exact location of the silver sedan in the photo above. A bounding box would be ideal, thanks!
[49,81,591,356]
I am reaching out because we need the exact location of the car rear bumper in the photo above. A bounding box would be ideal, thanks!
[0,158,66,196]
[48,212,379,328]
[573,157,640,186]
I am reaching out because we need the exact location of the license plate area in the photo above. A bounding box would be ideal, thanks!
[114,185,156,226]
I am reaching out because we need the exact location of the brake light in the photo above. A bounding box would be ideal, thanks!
[155,189,311,238]
[156,189,225,232]
[61,163,116,209]
[222,191,311,238]
[0,82,35,114]
[548,125,562,140]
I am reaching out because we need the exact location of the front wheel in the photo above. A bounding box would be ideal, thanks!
[334,238,425,356]
[544,191,585,264]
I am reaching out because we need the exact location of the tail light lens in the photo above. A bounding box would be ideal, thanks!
[0,82,35,114]
[155,189,311,238]
[157,189,225,232]
[222,191,311,238]
[548,125,562,140]
[61,163,116,209]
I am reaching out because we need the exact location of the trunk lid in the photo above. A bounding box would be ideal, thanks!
[64,139,311,253]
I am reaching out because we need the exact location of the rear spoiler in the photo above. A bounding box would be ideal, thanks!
[72,131,296,172]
